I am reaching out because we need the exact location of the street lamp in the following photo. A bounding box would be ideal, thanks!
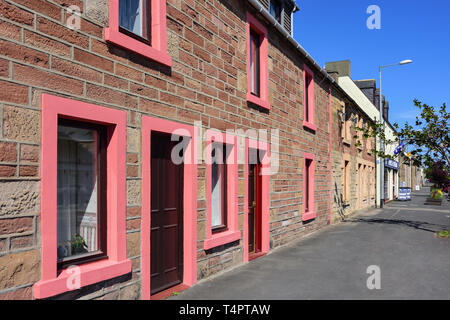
[378,59,413,208]
[399,60,413,65]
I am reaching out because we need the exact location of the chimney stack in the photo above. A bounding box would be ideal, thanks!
[354,79,376,106]
[325,60,351,80]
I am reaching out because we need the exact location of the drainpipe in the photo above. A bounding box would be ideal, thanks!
[329,87,333,224]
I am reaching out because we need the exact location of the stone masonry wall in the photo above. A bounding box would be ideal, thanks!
[331,92,376,222]
[0,0,336,299]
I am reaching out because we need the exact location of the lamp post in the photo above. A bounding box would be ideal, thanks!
[378,59,412,208]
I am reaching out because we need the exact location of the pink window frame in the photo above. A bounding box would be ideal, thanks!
[141,116,198,300]
[303,64,316,131]
[243,138,270,262]
[246,12,269,110]
[204,130,240,250]
[302,152,316,221]
[105,0,172,67]
[34,94,131,299]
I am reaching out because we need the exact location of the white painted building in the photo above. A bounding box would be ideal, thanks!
[337,76,400,206]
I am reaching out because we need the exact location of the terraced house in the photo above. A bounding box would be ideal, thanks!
[326,60,377,219]
[0,0,375,300]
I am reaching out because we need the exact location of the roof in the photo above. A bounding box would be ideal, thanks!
[338,76,380,122]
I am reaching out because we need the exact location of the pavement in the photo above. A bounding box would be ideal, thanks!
[171,187,450,300]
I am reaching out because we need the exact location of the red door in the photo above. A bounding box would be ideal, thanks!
[150,132,183,295]
[248,160,262,256]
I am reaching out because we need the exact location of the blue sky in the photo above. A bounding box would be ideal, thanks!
[293,0,450,128]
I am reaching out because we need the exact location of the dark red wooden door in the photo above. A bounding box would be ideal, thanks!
[248,163,256,253]
[150,132,183,295]
[248,160,262,254]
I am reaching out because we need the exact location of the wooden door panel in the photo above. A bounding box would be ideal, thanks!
[150,133,183,295]
[248,164,255,253]
[248,159,263,256]
[254,163,262,252]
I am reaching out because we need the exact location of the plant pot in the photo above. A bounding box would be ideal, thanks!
[425,197,442,206]
[72,247,88,255]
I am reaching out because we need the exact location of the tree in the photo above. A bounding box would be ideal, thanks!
[355,100,450,171]
[424,161,450,190]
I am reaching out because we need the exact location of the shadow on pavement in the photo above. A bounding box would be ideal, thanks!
[344,217,448,233]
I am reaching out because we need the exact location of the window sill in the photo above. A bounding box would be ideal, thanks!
[247,93,270,110]
[105,28,172,67]
[204,230,241,250]
[343,139,351,146]
[303,120,317,132]
[33,258,132,299]
[302,210,316,221]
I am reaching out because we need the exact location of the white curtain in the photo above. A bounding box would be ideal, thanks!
[119,0,143,37]
[211,161,222,227]
[57,126,98,260]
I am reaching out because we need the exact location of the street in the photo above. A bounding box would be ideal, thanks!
[171,188,450,300]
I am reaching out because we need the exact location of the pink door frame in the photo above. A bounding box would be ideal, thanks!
[243,138,270,263]
[141,116,198,300]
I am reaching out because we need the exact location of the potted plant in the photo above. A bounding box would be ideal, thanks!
[424,161,449,205]
[70,234,88,255]
[425,187,443,205]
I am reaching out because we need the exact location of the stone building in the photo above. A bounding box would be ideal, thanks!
[326,60,376,219]
[327,60,403,207]
[353,78,400,203]
[0,0,377,300]
[399,152,424,191]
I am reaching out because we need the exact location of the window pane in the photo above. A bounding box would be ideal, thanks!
[305,159,311,212]
[250,30,260,96]
[211,143,227,229]
[305,160,311,212]
[305,75,310,121]
[57,124,100,262]
[211,160,222,228]
[270,0,281,23]
[346,164,349,201]
[119,0,146,38]
[250,32,254,93]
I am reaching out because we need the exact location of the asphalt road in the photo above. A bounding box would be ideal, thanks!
[171,188,450,300]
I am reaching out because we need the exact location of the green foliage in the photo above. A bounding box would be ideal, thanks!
[71,234,88,249]
[438,230,450,238]
[354,100,450,170]
[430,188,443,200]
